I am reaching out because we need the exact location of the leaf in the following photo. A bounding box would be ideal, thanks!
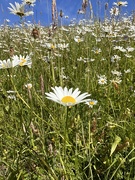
[110,135,121,156]
[5,105,9,112]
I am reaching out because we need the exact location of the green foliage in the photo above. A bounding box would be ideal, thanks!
[0,18,135,180]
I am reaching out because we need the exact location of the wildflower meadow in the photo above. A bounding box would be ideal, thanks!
[0,0,135,179]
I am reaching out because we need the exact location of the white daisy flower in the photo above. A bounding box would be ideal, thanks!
[7,95,16,100]
[113,46,126,52]
[57,43,69,50]
[111,55,121,63]
[22,0,36,6]
[113,1,128,7]
[124,54,132,58]
[77,57,84,62]
[124,69,131,73]
[25,83,32,89]
[45,86,91,106]
[92,48,102,54]
[85,99,98,108]
[77,9,85,14]
[12,55,32,68]
[74,36,84,43]
[110,77,122,84]
[126,47,134,52]
[8,2,34,17]
[111,70,122,76]
[110,7,119,16]
[44,43,56,50]
[0,58,19,69]
[7,90,17,100]
[98,75,107,85]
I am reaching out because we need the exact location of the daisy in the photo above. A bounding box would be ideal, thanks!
[77,9,85,14]
[113,1,128,7]
[25,83,32,89]
[7,95,16,100]
[110,7,119,16]
[0,59,19,69]
[102,25,112,34]
[98,75,107,85]
[44,43,56,50]
[111,70,122,76]
[92,48,102,54]
[74,36,84,43]
[77,57,84,62]
[111,55,121,63]
[124,54,132,58]
[124,69,131,73]
[126,47,134,52]
[45,86,91,106]
[113,46,126,52]
[8,2,34,17]
[110,77,122,84]
[85,99,98,108]
[7,90,17,100]
[22,0,36,6]
[12,55,32,68]
[57,43,69,50]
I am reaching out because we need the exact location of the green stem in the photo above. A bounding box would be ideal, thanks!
[63,106,69,179]
[64,106,69,157]
[10,77,53,127]
[110,147,135,180]
[64,107,70,159]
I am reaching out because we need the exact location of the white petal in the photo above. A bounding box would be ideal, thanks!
[72,88,80,97]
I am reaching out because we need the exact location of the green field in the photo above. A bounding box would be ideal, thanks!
[0,9,135,179]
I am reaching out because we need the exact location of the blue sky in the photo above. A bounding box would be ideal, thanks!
[0,0,134,26]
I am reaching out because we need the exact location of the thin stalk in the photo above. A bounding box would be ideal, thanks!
[110,147,135,180]
[64,106,69,158]
[88,119,93,180]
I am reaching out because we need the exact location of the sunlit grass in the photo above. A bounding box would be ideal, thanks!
[0,15,135,179]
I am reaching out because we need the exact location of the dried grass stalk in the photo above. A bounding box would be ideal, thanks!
[82,0,88,13]
[52,0,58,28]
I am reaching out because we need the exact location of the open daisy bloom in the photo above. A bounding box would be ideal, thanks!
[85,99,98,108]
[45,86,91,106]
[8,2,34,17]
[22,0,36,7]
[113,1,128,7]
[0,59,19,69]
[12,55,32,68]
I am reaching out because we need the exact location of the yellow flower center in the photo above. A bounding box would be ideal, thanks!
[95,50,99,54]
[101,79,105,83]
[89,101,95,105]
[26,1,32,5]
[61,96,76,104]
[20,58,26,66]
[2,64,6,68]
[16,12,25,17]
[118,2,123,6]
[113,8,116,14]
[51,44,55,49]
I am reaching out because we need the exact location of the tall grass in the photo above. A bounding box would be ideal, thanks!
[0,13,135,180]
